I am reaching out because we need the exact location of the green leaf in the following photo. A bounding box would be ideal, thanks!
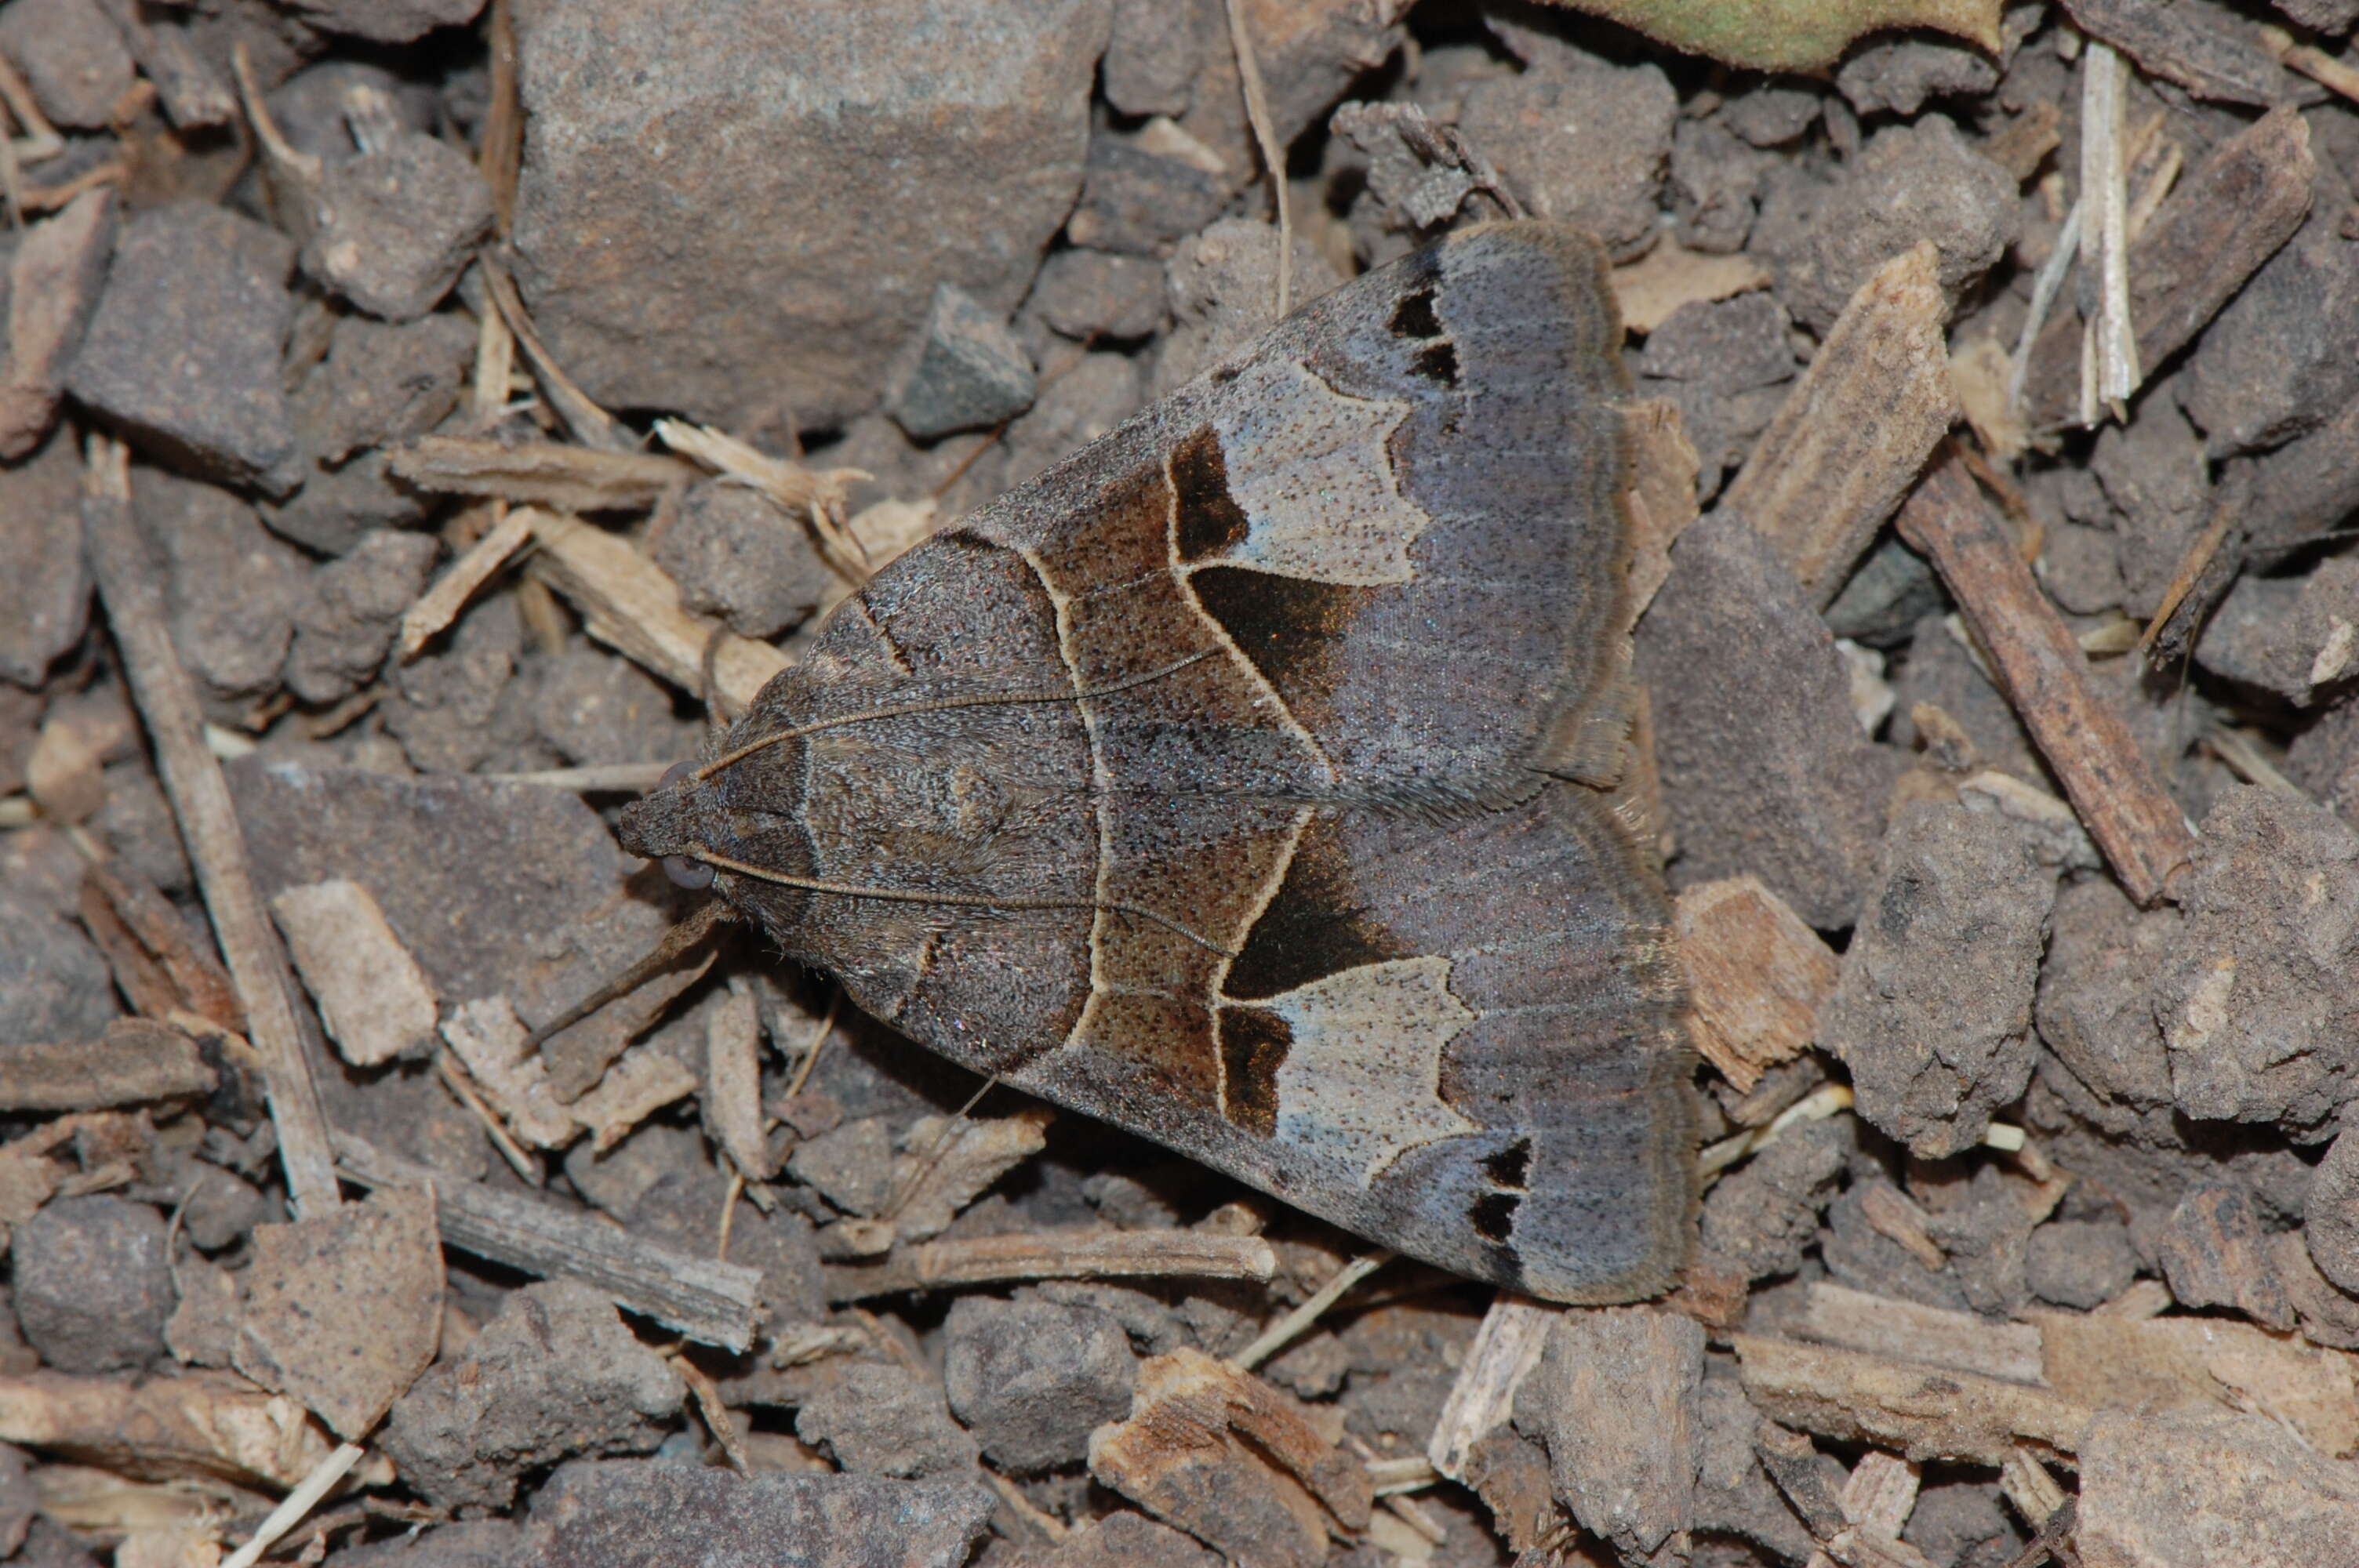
[1543,0,2004,72]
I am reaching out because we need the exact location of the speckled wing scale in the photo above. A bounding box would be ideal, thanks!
[620,222,1697,1302]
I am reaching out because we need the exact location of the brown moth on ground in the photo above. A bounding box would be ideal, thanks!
[620,221,1696,1304]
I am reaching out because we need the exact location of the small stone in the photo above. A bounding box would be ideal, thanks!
[1818,800,2058,1158]
[1030,249,1168,343]
[2148,787,2359,1136]
[287,530,442,704]
[1835,35,2000,117]
[293,312,476,467]
[1667,117,1762,256]
[2143,1185,2295,1329]
[520,1460,994,1568]
[1001,352,1143,491]
[942,1294,1139,1473]
[381,593,528,773]
[264,449,434,558]
[2089,392,2212,620]
[1035,1513,1223,1568]
[1754,116,2018,336]
[2195,554,2359,707]
[1823,536,1945,648]
[511,0,1108,429]
[2026,1218,2141,1309]
[0,188,118,461]
[1720,85,1823,147]
[265,61,440,164]
[883,285,1037,441]
[380,1279,684,1511]
[532,644,699,768]
[652,481,834,641]
[180,1164,267,1254]
[1065,130,1232,259]
[1634,510,1894,929]
[304,133,496,322]
[0,434,91,686]
[1457,51,1675,262]
[0,891,117,1044]
[66,201,303,493]
[1696,1117,1852,1285]
[787,1116,896,1218]
[134,470,309,712]
[2186,172,2359,457]
[1154,218,1345,397]
[12,1195,173,1372]
[796,1360,981,1481]
[1101,0,1209,118]
[0,0,134,129]
[276,0,485,44]
[1631,292,1797,490]
[2037,520,2126,617]
[235,1187,444,1439]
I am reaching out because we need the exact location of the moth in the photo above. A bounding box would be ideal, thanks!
[622,221,1697,1304]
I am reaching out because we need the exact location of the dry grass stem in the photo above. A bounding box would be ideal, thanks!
[825,1227,1279,1301]
[398,502,534,659]
[1224,0,1289,320]
[1230,1249,1393,1373]
[218,1441,367,1568]
[474,250,627,451]
[389,435,695,512]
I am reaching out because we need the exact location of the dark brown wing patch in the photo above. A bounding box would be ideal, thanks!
[1220,813,1412,1002]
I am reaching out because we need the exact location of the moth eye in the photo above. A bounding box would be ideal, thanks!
[660,760,698,791]
[662,854,715,891]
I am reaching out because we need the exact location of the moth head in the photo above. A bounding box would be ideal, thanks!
[617,760,722,891]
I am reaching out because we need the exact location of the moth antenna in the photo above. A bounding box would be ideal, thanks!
[687,844,1236,957]
[694,651,1216,782]
[879,1070,1001,1226]
[522,897,735,1052]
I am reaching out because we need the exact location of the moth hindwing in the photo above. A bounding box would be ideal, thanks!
[620,220,1697,1303]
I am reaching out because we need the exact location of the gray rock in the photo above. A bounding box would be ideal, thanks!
[2150,788,2359,1136]
[2142,1184,2294,1330]
[1154,218,1345,397]
[2188,178,2359,458]
[2089,392,2212,620]
[653,481,834,641]
[531,644,699,768]
[1754,115,2018,336]
[1100,0,1211,118]
[0,0,134,129]
[2034,876,2179,1115]
[67,201,303,493]
[1516,1307,1703,1563]
[2026,1218,2141,1309]
[264,448,434,558]
[380,1280,684,1511]
[1818,801,2057,1158]
[2307,1120,2359,1295]
[1001,352,1142,491]
[1835,35,2000,117]
[12,1196,173,1373]
[323,1520,523,1568]
[796,1360,980,1480]
[265,62,440,165]
[1631,292,1796,493]
[1065,130,1232,258]
[293,312,476,466]
[1030,1514,1223,1568]
[1030,249,1168,343]
[93,760,191,895]
[1696,1117,1852,1284]
[1457,51,1675,262]
[276,0,485,44]
[1719,84,1823,147]
[884,285,1037,441]
[0,433,90,686]
[2196,556,2359,707]
[1668,116,1761,256]
[511,0,1110,429]
[287,529,442,704]
[304,132,495,321]
[134,470,309,712]
[0,895,117,1045]
[942,1294,1138,1472]
[1822,535,1945,648]
[0,1441,31,1556]
[519,1460,993,1568]
[381,593,529,773]
[787,1116,896,1218]
[1634,510,1894,929]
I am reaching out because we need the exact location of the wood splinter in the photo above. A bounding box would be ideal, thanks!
[1896,448,2196,906]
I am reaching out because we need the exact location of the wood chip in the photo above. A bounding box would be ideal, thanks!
[79,859,242,1031]
[1427,1294,1557,1482]
[2035,1310,2359,1457]
[232,1187,443,1441]
[1895,449,2196,905]
[1674,875,1838,1092]
[1623,399,1701,622]
[704,978,772,1181]
[2059,0,2293,107]
[823,1226,1280,1301]
[270,880,439,1069]
[1089,1347,1372,1568]
[1719,242,1957,607]
[80,437,340,1218]
[333,1130,764,1352]
[1732,1334,2094,1465]
[2019,107,2314,430]
[0,1019,213,1111]
[1610,240,1770,335]
[387,436,695,514]
[396,503,534,660]
[885,1107,1054,1243]
[1797,1283,2045,1387]
[524,508,788,713]
[0,188,114,460]
[0,1370,348,1490]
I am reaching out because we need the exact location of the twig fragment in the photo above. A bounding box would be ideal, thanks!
[823,1226,1278,1301]
[78,436,341,1218]
[1230,1249,1392,1373]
